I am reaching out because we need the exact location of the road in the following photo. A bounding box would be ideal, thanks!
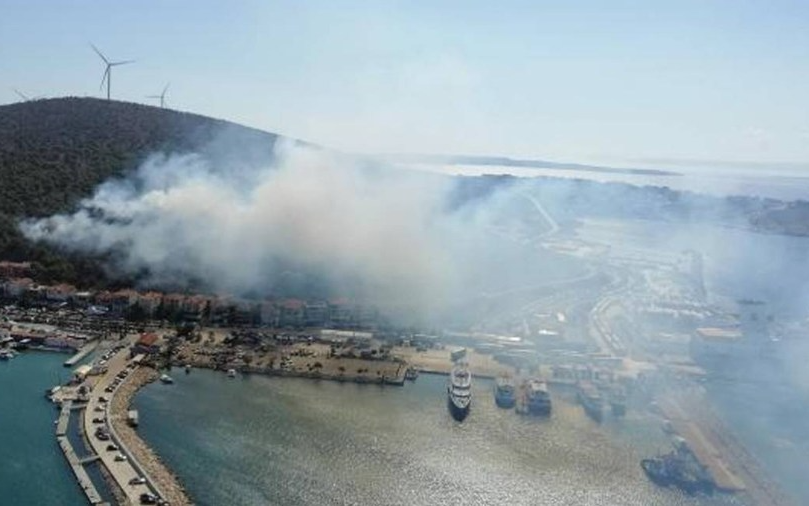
[83,338,162,505]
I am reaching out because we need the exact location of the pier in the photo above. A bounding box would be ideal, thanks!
[658,393,795,505]
[64,341,98,368]
[54,402,108,505]
[659,397,746,492]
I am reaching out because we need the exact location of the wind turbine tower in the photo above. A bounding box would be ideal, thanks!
[147,83,170,108]
[91,43,134,100]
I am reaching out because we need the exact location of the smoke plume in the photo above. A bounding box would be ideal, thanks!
[21,141,486,317]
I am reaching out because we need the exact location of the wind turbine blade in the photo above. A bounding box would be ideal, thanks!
[162,83,170,96]
[90,43,109,64]
[111,60,135,66]
[13,88,29,101]
[99,67,110,90]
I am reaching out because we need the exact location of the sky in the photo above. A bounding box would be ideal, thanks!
[2,0,808,167]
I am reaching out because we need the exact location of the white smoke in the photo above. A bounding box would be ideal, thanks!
[20,141,486,317]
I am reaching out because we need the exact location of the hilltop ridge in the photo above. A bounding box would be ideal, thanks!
[0,97,281,284]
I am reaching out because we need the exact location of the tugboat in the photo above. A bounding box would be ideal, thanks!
[494,375,516,409]
[447,363,472,421]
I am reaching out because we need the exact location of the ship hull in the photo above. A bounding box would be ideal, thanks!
[495,395,516,409]
[448,395,470,421]
[528,402,551,416]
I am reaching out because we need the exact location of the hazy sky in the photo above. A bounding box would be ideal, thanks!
[2,1,808,165]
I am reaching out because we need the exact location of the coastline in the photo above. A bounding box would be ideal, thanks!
[110,366,193,506]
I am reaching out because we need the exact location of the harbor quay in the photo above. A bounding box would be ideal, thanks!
[48,333,190,506]
[11,300,795,506]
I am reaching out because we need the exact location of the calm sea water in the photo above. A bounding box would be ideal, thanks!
[0,352,85,506]
[134,371,742,506]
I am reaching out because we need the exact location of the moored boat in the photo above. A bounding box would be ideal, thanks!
[159,374,174,384]
[641,445,714,495]
[577,381,604,422]
[610,386,627,416]
[525,378,552,415]
[494,375,516,409]
[447,363,472,421]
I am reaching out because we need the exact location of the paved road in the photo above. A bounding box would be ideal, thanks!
[83,338,159,505]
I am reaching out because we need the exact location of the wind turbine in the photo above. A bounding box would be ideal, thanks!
[91,43,134,100]
[146,83,170,108]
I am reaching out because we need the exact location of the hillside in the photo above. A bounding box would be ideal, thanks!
[2,97,808,292]
[0,97,280,285]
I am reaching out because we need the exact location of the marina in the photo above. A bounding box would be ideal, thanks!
[132,370,741,506]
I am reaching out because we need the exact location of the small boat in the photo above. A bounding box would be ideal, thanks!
[524,378,552,415]
[610,386,627,417]
[159,374,174,384]
[494,375,516,409]
[405,367,419,381]
[184,364,191,374]
[227,368,237,378]
[577,381,604,422]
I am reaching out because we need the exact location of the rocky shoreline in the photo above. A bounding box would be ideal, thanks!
[110,366,193,506]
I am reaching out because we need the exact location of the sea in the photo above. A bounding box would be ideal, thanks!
[133,371,742,506]
[0,352,86,506]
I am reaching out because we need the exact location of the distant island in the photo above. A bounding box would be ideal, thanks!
[378,153,681,177]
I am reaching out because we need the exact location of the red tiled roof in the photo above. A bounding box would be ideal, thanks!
[137,333,159,346]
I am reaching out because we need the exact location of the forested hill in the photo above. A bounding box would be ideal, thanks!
[0,97,280,285]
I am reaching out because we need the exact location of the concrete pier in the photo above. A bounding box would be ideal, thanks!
[64,341,98,367]
[55,402,107,505]
[659,397,746,492]
[55,400,71,437]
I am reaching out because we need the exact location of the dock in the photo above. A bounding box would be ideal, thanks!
[55,402,108,505]
[55,400,72,437]
[64,341,98,367]
[658,397,746,492]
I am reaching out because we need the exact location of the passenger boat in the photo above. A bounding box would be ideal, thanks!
[447,363,472,421]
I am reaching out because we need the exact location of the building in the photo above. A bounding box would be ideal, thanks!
[138,292,163,318]
[2,278,35,298]
[45,284,77,303]
[133,332,160,355]
[328,298,355,328]
[304,301,328,327]
[260,300,280,327]
[279,299,305,327]
[0,261,32,279]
